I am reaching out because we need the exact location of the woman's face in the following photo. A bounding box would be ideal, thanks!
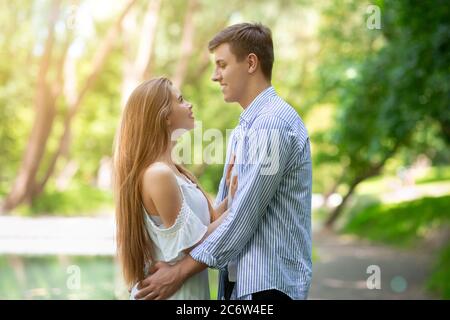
[167,86,195,133]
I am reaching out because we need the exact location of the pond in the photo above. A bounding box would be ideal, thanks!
[0,255,219,299]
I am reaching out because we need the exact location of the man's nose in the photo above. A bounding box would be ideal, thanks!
[211,70,221,82]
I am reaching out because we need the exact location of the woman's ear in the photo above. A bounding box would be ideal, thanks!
[247,53,258,74]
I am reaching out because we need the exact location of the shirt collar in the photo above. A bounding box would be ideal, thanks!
[239,86,276,127]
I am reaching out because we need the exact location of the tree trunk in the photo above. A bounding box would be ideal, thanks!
[323,170,346,202]
[121,0,161,108]
[36,0,137,194]
[324,142,401,229]
[34,0,137,198]
[324,177,361,229]
[172,0,199,88]
[1,0,138,213]
[32,38,72,198]
[1,0,61,213]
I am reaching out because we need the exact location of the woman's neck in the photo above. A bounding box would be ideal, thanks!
[157,142,179,172]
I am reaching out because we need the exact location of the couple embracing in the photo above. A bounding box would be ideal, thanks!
[113,22,312,301]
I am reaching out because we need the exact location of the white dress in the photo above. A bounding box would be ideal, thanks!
[129,174,211,300]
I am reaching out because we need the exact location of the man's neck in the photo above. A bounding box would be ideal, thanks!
[239,80,271,110]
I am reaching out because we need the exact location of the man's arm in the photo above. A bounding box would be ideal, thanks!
[190,115,293,269]
[134,253,207,300]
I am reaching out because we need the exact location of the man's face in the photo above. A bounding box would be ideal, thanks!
[211,43,249,104]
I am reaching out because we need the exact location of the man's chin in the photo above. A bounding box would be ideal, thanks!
[223,95,234,103]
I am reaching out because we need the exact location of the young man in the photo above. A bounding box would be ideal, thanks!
[135,22,312,300]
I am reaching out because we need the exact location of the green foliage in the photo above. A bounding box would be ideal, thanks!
[70,50,123,184]
[17,184,113,216]
[427,244,450,300]
[0,1,35,195]
[343,195,450,247]
[316,0,450,192]
[208,269,219,300]
[1,0,449,217]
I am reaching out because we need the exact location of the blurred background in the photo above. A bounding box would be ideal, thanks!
[0,0,449,299]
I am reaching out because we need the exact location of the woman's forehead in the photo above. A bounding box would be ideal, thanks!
[171,85,181,97]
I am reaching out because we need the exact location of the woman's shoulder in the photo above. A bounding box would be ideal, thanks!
[143,162,177,186]
[142,162,183,228]
[145,161,173,174]
[143,162,181,192]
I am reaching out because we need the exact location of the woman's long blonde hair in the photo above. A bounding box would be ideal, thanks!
[113,77,214,288]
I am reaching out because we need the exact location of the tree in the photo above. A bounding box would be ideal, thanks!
[120,0,161,108]
[320,0,450,228]
[1,0,138,213]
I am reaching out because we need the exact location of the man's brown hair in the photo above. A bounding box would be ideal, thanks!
[208,22,274,81]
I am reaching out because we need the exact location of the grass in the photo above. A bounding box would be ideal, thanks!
[209,269,219,300]
[342,195,450,299]
[416,166,450,184]
[342,195,450,247]
[356,175,398,195]
[427,243,450,299]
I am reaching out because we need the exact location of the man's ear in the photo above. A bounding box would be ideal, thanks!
[247,53,258,74]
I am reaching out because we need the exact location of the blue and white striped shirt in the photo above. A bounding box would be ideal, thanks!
[190,86,312,300]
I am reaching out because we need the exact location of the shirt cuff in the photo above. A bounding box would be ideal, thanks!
[190,246,220,268]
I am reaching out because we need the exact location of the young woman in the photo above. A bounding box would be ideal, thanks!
[113,77,237,299]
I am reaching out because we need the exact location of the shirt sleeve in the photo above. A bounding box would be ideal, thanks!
[190,115,294,269]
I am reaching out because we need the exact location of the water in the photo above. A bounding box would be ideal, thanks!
[0,255,126,299]
[0,255,219,300]
[0,216,220,299]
